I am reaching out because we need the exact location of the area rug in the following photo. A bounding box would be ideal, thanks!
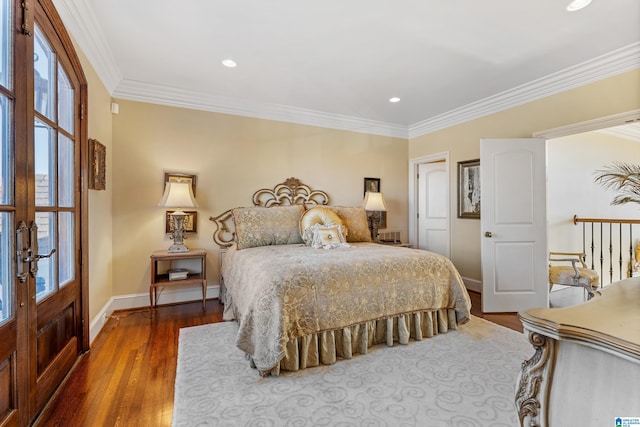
[172,316,531,427]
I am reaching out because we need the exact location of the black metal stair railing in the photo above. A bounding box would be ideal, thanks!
[573,215,640,286]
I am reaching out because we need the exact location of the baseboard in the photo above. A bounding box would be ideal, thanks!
[89,285,220,344]
[462,276,482,293]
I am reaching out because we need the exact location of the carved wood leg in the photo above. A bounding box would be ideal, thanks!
[515,331,556,427]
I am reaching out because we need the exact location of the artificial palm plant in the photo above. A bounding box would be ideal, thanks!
[593,162,640,205]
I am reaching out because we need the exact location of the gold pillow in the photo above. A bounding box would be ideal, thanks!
[299,207,345,244]
[323,206,371,242]
[232,205,305,250]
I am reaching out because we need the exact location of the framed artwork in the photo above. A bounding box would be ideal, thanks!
[457,159,481,219]
[88,138,106,190]
[378,212,387,229]
[363,177,386,228]
[363,177,380,194]
[164,172,197,196]
[165,211,198,233]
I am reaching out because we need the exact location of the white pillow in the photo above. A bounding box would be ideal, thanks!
[309,224,349,249]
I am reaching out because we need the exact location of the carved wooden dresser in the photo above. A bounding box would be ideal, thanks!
[516,277,640,426]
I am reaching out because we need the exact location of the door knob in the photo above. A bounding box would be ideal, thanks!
[485,231,493,238]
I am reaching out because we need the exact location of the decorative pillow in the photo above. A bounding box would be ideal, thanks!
[323,206,372,242]
[309,224,348,249]
[232,205,305,250]
[299,207,346,244]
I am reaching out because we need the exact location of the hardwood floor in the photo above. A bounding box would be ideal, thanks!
[38,292,521,426]
[469,290,524,333]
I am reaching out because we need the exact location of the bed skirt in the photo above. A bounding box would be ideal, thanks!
[249,308,458,376]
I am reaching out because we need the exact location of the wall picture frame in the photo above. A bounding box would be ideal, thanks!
[164,172,197,197]
[457,159,481,219]
[88,138,106,190]
[165,210,197,233]
[363,177,380,194]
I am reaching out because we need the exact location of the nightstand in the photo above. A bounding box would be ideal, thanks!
[150,249,207,311]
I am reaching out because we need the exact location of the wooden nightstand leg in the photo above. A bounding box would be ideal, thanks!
[202,281,207,311]
[149,286,153,309]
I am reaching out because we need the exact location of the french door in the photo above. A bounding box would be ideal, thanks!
[0,0,87,425]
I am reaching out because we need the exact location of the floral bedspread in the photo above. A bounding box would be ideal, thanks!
[221,242,471,371]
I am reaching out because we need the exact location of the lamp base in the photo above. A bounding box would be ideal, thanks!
[167,243,189,253]
[167,212,189,252]
[367,211,382,243]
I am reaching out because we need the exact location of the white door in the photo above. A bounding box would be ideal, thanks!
[481,138,548,312]
[418,162,449,257]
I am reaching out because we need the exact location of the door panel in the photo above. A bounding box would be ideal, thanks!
[417,162,450,257]
[494,242,536,292]
[494,151,535,224]
[481,138,548,312]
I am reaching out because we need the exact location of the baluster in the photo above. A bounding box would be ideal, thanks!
[590,223,595,270]
[618,224,623,281]
[609,223,613,284]
[600,223,604,285]
[630,224,634,279]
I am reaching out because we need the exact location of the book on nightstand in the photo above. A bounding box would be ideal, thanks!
[168,268,189,281]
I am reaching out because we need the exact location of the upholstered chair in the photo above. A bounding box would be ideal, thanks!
[548,252,600,300]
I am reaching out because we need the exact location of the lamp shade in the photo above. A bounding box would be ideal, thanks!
[362,191,388,211]
[158,182,199,208]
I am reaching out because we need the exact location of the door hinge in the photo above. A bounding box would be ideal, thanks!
[80,104,85,121]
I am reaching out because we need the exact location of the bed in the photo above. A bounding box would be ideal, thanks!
[210,177,472,376]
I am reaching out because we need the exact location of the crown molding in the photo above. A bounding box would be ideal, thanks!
[533,109,640,139]
[408,42,640,139]
[53,0,121,93]
[596,122,640,143]
[112,80,409,138]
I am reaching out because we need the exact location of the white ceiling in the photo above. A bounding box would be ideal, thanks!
[53,0,640,138]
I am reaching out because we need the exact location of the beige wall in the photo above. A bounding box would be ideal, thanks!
[409,69,640,281]
[111,101,408,297]
[72,42,114,321]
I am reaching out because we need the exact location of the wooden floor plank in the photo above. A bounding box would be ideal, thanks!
[38,293,520,425]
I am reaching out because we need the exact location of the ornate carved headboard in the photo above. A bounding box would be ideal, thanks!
[209,177,329,248]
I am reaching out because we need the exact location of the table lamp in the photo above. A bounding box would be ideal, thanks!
[363,191,387,242]
[158,181,198,252]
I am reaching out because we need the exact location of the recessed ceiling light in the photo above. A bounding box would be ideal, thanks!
[566,0,592,12]
[222,59,237,68]
[389,97,401,103]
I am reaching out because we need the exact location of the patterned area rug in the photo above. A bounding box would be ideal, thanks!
[173,316,531,426]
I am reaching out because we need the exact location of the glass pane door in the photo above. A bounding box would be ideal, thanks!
[0,0,85,423]
[0,96,11,323]
[0,0,12,326]
[31,14,82,414]
[0,1,21,425]
[33,24,76,302]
